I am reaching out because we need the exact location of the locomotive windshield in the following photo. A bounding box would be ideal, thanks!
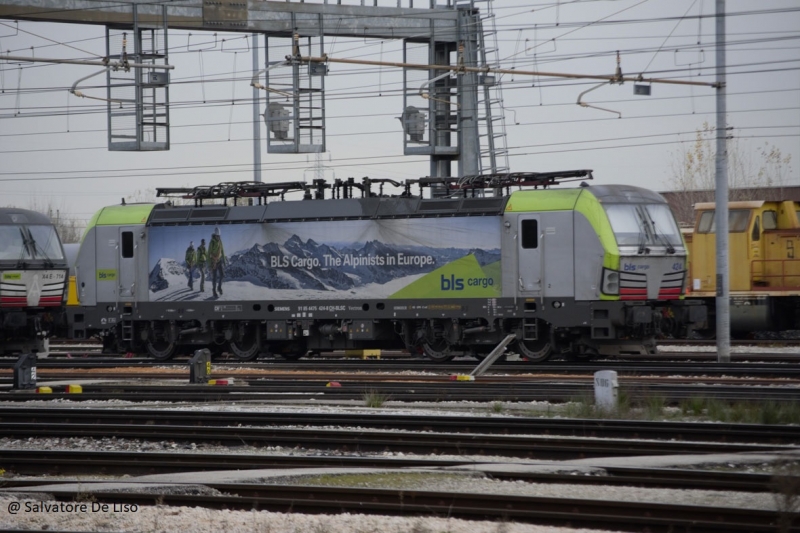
[0,224,65,262]
[604,203,683,249]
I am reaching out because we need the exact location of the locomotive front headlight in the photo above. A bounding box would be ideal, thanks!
[602,268,619,296]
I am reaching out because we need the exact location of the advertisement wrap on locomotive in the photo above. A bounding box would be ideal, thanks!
[147,217,502,302]
[65,172,707,362]
[0,208,69,356]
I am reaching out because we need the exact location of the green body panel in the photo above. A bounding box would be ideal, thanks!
[505,189,582,212]
[389,254,501,299]
[573,192,621,301]
[82,204,155,242]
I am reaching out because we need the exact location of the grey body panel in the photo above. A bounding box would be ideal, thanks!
[93,226,121,305]
[541,211,574,298]
[500,212,516,299]
[573,213,604,301]
[117,227,136,300]
[75,228,98,306]
[516,214,542,296]
[132,228,149,302]
[504,210,578,299]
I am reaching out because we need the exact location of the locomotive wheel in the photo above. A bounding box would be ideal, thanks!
[229,328,261,361]
[514,338,553,363]
[145,339,177,361]
[513,320,553,363]
[422,338,454,363]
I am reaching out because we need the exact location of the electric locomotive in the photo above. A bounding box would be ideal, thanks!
[65,171,707,361]
[0,208,69,356]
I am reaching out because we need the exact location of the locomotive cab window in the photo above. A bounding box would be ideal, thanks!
[696,209,751,233]
[521,219,538,249]
[697,211,714,233]
[121,231,134,258]
[0,224,64,261]
[605,203,682,246]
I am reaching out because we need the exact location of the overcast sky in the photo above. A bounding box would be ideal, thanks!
[1,0,798,227]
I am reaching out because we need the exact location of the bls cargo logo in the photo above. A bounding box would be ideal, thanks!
[441,274,495,291]
[623,263,650,272]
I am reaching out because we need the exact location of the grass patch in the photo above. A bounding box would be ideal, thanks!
[677,397,800,425]
[552,392,799,424]
[362,389,390,408]
[680,396,706,416]
[642,394,667,419]
[288,472,470,490]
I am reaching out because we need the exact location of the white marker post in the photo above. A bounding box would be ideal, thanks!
[594,370,618,412]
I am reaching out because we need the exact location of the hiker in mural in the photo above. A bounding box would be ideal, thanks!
[196,238,207,292]
[184,241,196,290]
[209,227,227,297]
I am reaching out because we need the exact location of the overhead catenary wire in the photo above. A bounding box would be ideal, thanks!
[0,2,792,209]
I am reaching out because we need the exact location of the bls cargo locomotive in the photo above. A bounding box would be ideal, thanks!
[65,171,706,362]
[0,208,69,356]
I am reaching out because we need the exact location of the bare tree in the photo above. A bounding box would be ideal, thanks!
[125,188,159,204]
[13,198,86,244]
[667,122,794,223]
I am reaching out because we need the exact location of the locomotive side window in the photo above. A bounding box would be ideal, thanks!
[752,216,761,241]
[521,219,538,249]
[121,231,134,258]
[697,211,714,233]
[696,209,751,233]
[730,210,751,232]
[763,210,777,230]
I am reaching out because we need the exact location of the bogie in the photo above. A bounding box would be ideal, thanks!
[228,322,261,361]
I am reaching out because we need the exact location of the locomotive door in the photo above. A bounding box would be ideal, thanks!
[117,228,136,300]
[517,215,543,295]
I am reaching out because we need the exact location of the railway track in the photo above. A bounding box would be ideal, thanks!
[4,356,800,377]
[2,407,799,445]
[3,479,794,532]
[2,377,799,403]
[3,407,799,532]
[3,421,791,458]
[0,449,787,493]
